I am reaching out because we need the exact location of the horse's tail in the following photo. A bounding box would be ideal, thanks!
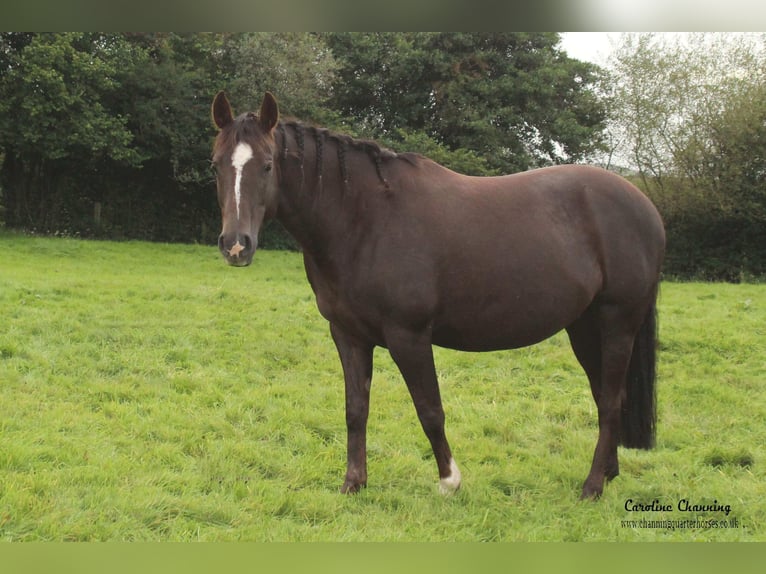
[620,296,658,449]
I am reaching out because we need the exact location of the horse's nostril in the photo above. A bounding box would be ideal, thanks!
[218,234,226,253]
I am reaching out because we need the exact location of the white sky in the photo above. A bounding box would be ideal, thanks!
[559,32,765,66]
[559,32,618,66]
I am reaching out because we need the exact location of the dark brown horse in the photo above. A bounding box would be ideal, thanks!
[210,91,665,499]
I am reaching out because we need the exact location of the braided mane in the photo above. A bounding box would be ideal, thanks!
[216,112,421,191]
[277,119,420,189]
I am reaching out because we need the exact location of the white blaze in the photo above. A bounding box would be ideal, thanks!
[231,142,253,219]
[439,458,462,495]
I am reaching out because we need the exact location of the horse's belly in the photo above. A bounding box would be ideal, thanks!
[430,278,595,352]
[432,312,567,352]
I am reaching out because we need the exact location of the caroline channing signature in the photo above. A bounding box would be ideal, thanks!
[624,499,732,516]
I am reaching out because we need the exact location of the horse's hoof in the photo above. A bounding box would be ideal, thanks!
[340,479,366,494]
[579,482,603,501]
[438,458,462,495]
[439,482,461,496]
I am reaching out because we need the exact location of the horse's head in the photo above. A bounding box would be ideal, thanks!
[211,91,280,267]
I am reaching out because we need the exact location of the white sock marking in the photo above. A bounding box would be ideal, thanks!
[439,458,462,495]
[231,142,253,220]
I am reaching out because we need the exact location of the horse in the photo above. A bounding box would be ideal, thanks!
[210,91,665,500]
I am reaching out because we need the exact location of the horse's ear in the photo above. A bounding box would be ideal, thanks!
[259,92,279,133]
[212,91,234,130]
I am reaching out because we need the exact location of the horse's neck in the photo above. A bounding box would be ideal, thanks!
[275,148,356,261]
[273,123,417,263]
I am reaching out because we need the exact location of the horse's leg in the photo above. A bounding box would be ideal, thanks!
[580,304,640,500]
[330,323,374,494]
[566,308,603,404]
[566,309,618,484]
[385,326,460,494]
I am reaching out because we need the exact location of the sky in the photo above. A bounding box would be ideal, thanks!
[559,32,765,66]
[559,32,618,66]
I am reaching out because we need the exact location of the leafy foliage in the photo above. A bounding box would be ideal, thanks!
[0,33,213,239]
[221,32,339,123]
[607,33,766,280]
[327,32,608,173]
[1,32,600,241]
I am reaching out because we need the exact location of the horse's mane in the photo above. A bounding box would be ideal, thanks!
[278,119,423,188]
[277,119,421,188]
[215,113,422,189]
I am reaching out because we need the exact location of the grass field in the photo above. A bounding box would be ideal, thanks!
[1,232,764,541]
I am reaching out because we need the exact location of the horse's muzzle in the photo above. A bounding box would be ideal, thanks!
[218,232,256,267]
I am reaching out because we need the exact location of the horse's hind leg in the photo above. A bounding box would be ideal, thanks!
[578,303,643,500]
[566,308,602,404]
[567,309,618,484]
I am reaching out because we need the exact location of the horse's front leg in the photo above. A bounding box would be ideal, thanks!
[330,323,374,494]
[385,325,461,494]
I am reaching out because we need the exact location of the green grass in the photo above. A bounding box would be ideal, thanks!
[1,232,764,541]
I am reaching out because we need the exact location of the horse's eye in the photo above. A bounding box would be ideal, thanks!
[265,162,273,172]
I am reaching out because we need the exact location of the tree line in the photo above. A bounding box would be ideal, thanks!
[606,33,766,281]
[1,32,764,280]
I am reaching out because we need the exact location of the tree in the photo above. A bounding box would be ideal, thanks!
[220,33,340,123]
[0,33,341,241]
[607,33,766,279]
[105,33,224,240]
[326,32,608,174]
[1,33,610,245]
[0,33,142,231]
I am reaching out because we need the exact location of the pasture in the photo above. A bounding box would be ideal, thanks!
[0,232,764,541]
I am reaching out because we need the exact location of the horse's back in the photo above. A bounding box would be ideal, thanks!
[389,164,664,351]
[440,164,665,282]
